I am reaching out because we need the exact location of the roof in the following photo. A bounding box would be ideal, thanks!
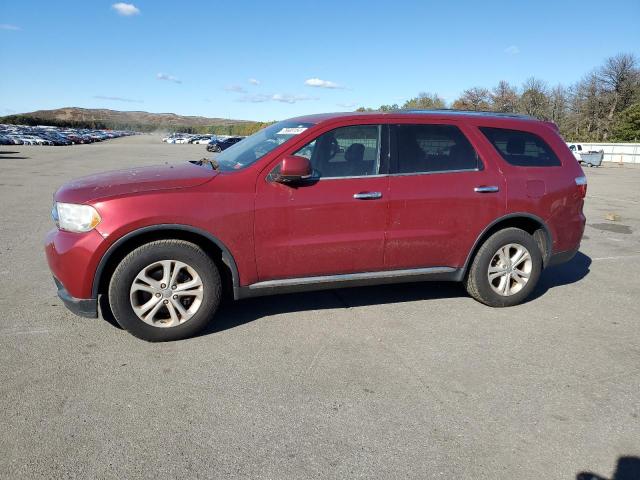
[291,109,537,124]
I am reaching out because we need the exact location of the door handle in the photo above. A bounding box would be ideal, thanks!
[474,186,500,193]
[353,191,383,200]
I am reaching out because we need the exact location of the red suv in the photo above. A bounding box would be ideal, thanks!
[45,111,587,341]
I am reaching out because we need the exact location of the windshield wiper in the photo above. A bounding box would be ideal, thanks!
[196,157,219,170]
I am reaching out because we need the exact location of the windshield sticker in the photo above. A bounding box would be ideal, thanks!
[277,127,308,135]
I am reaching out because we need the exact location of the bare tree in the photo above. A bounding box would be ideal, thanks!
[519,77,550,119]
[598,53,639,118]
[490,80,519,113]
[549,84,569,130]
[568,73,608,141]
[452,87,491,111]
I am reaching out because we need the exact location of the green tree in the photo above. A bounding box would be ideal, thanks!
[379,104,400,111]
[402,92,445,110]
[612,103,640,141]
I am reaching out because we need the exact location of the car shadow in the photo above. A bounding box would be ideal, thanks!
[577,456,640,480]
[197,281,466,336]
[528,250,591,302]
[197,251,591,336]
[0,150,29,159]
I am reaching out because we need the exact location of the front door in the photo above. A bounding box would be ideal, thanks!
[254,124,389,281]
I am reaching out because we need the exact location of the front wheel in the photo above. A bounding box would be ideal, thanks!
[108,240,221,341]
[465,228,542,307]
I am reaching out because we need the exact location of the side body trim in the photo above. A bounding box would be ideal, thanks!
[236,266,462,299]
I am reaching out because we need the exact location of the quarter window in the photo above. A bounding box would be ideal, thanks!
[294,125,380,178]
[480,127,561,167]
[395,124,480,174]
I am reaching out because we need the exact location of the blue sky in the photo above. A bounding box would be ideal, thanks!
[1,0,639,122]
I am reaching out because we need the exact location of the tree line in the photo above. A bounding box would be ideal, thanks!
[357,53,640,142]
[0,114,271,137]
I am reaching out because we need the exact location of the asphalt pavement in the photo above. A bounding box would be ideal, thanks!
[0,135,638,479]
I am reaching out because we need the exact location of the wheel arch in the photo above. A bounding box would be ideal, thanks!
[462,213,553,275]
[93,224,240,300]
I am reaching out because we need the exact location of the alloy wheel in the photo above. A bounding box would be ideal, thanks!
[129,260,204,327]
[487,243,532,296]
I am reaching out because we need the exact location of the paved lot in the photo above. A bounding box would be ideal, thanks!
[0,135,638,479]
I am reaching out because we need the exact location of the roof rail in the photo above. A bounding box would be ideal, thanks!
[403,109,535,119]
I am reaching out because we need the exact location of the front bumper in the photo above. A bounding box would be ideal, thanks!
[54,277,98,318]
[45,228,106,300]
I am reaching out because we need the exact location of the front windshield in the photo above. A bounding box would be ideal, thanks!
[214,120,314,171]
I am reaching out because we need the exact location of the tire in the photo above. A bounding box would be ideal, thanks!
[108,240,221,341]
[464,227,542,307]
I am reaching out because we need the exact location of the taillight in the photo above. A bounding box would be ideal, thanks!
[575,176,587,198]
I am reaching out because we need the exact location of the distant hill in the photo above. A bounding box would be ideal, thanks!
[0,107,269,135]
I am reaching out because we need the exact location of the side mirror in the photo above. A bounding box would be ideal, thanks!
[276,155,312,184]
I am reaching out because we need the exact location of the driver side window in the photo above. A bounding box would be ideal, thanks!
[294,125,381,178]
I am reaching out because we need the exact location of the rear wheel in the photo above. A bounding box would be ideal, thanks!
[465,228,542,307]
[109,240,221,341]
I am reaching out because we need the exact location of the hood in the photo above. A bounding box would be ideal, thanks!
[55,162,217,204]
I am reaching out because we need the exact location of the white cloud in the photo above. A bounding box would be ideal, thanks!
[0,24,20,30]
[157,73,181,84]
[272,93,317,104]
[224,84,247,93]
[237,94,271,103]
[94,95,143,103]
[237,93,318,104]
[112,3,140,16]
[305,78,343,89]
[248,78,260,85]
[337,102,357,109]
[504,45,520,55]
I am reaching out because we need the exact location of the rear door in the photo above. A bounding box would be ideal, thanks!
[254,123,390,280]
[385,120,506,269]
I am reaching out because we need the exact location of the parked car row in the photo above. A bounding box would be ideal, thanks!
[162,134,215,144]
[206,136,243,152]
[161,133,246,150]
[0,124,136,146]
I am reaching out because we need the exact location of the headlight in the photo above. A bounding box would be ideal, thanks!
[52,202,101,233]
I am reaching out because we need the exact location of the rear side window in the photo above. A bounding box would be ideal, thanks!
[480,127,561,167]
[395,124,480,174]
